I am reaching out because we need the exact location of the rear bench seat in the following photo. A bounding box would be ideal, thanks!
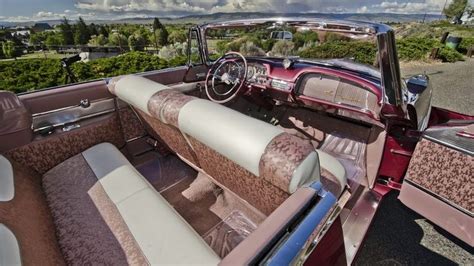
[42,143,220,265]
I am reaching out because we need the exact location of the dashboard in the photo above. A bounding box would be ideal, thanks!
[242,59,382,124]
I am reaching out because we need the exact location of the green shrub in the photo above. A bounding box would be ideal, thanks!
[396,37,437,61]
[0,59,64,93]
[298,41,376,65]
[0,52,184,93]
[458,37,474,54]
[437,47,464,62]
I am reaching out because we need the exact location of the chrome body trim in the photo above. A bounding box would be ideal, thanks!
[423,126,474,156]
[32,98,116,132]
[125,135,148,143]
[404,179,473,217]
[342,188,382,265]
[265,182,339,265]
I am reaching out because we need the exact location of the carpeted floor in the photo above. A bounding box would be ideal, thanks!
[135,152,266,257]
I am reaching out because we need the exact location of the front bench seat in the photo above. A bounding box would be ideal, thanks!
[42,143,220,265]
[108,76,200,167]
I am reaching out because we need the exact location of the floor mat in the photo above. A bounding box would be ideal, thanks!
[161,178,223,236]
[320,133,367,188]
[203,211,258,258]
[136,153,197,192]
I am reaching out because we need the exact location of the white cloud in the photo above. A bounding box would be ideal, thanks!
[73,0,452,15]
[374,0,448,13]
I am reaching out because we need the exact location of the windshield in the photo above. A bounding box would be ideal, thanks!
[205,22,378,66]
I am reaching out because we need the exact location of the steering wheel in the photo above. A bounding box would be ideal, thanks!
[205,52,248,103]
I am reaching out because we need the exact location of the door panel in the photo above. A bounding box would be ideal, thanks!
[6,113,124,174]
[32,98,116,133]
[399,125,473,246]
[4,66,193,173]
[19,80,112,114]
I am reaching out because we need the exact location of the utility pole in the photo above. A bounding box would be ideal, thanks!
[441,0,449,19]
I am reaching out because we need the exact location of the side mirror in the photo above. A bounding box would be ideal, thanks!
[406,75,428,94]
[404,74,432,131]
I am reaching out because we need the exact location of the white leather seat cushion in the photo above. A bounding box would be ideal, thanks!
[82,143,220,265]
[0,156,14,202]
[178,99,284,176]
[316,150,347,190]
[0,223,21,266]
[114,75,170,115]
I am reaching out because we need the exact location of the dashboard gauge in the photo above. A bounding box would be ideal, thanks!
[247,66,255,79]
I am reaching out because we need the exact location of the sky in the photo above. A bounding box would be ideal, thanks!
[0,0,469,22]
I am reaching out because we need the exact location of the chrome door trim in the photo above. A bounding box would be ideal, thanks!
[32,98,115,132]
[342,188,382,265]
[404,179,473,217]
[264,182,339,265]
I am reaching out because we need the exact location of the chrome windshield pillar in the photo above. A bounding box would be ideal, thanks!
[377,30,403,107]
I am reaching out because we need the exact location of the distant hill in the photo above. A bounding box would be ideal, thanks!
[1,12,442,27]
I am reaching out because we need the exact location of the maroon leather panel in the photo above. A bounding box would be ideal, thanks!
[0,91,33,152]
[19,80,112,114]
[142,67,187,85]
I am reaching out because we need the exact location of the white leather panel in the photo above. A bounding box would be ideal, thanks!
[289,152,320,193]
[97,165,149,204]
[0,156,14,202]
[83,142,220,264]
[0,224,21,266]
[82,143,130,179]
[118,189,220,265]
[178,99,284,176]
[114,75,170,115]
[316,150,347,189]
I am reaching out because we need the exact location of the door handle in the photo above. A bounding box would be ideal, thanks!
[196,73,206,78]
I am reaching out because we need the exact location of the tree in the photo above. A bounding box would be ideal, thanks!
[152,18,161,49]
[443,0,468,22]
[29,33,45,46]
[128,34,145,51]
[88,34,108,46]
[2,41,22,59]
[74,17,91,45]
[157,27,169,46]
[168,30,187,44]
[59,17,74,45]
[99,25,109,37]
[45,34,64,50]
[109,33,127,51]
[88,23,98,37]
[151,17,168,47]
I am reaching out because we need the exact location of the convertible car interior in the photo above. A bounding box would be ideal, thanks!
[1,18,472,265]
[0,69,386,264]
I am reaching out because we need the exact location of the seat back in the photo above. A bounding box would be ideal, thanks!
[109,76,200,167]
[178,99,321,215]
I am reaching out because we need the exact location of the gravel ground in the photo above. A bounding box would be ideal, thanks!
[355,59,473,265]
[400,58,474,116]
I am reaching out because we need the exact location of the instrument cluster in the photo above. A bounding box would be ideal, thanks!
[247,63,267,82]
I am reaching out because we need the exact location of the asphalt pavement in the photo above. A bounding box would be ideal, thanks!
[401,58,474,116]
[355,59,473,265]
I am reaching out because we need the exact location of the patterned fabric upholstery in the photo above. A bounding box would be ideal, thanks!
[43,153,148,265]
[42,143,220,265]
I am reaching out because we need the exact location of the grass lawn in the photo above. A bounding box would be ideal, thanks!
[0,51,76,62]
